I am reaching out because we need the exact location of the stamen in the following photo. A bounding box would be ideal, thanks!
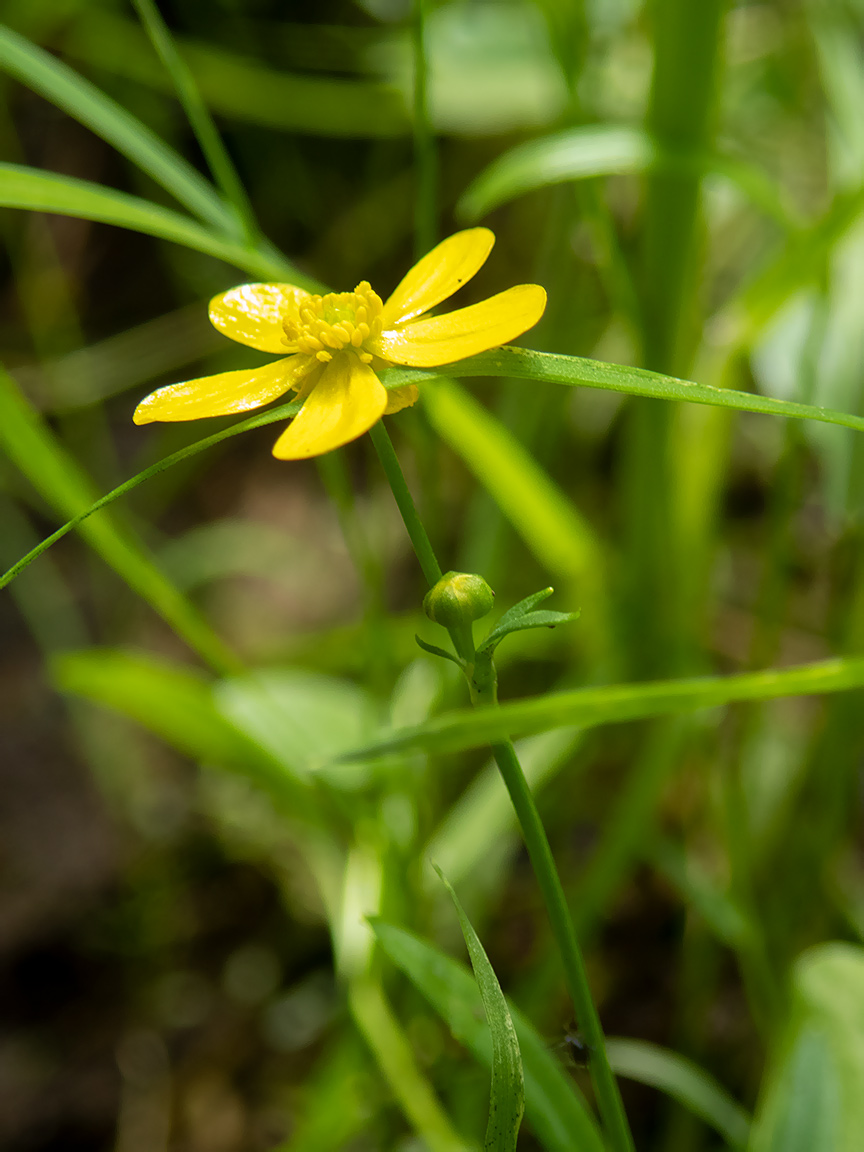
[281,281,385,365]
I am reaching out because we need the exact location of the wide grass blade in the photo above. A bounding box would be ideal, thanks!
[606,1038,751,1149]
[381,349,864,436]
[0,23,232,231]
[0,366,238,675]
[0,163,311,283]
[749,943,864,1152]
[434,866,524,1152]
[370,918,605,1152]
[338,656,864,760]
[458,125,788,225]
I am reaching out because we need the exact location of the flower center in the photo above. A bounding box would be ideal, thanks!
[282,281,384,365]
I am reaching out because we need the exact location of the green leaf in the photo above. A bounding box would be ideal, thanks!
[370,919,605,1152]
[0,23,232,231]
[0,163,306,282]
[457,125,790,224]
[415,635,464,667]
[433,866,524,1152]
[338,655,864,761]
[750,943,864,1152]
[0,365,238,675]
[50,648,315,813]
[215,669,382,791]
[383,349,864,438]
[606,1038,751,1149]
[479,586,580,654]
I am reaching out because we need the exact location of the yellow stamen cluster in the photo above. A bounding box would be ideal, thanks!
[282,281,385,365]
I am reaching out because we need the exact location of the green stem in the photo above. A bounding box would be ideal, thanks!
[412,0,437,257]
[489,738,634,1152]
[369,420,441,587]
[370,417,634,1152]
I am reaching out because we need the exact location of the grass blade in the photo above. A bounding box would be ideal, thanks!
[338,656,864,760]
[130,0,257,242]
[434,865,524,1152]
[606,1038,751,1149]
[458,126,788,225]
[750,943,864,1152]
[0,23,231,231]
[381,348,864,436]
[370,918,605,1152]
[0,163,315,283]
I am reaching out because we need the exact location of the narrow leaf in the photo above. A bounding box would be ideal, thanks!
[0,23,232,230]
[458,125,789,224]
[434,866,524,1152]
[370,919,605,1152]
[415,635,464,667]
[339,656,864,761]
[0,163,309,283]
[383,349,864,438]
[480,607,580,654]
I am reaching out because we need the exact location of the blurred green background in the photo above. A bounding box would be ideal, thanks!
[4,0,864,1149]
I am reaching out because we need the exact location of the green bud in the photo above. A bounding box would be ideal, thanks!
[423,571,495,629]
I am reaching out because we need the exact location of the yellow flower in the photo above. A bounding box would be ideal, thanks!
[133,228,546,460]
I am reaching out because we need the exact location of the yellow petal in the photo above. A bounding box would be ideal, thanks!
[209,283,310,352]
[384,384,420,415]
[382,228,495,327]
[371,284,547,368]
[272,353,388,460]
[133,356,310,423]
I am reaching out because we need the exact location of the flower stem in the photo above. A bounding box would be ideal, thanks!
[371,417,634,1152]
[489,738,634,1152]
[369,421,441,587]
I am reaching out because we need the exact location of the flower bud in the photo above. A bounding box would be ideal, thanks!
[423,571,494,629]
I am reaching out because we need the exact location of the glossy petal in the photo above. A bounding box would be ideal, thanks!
[372,284,547,368]
[382,228,495,327]
[133,356,310,423]
[209,283,310,352]
[272,354,388,460]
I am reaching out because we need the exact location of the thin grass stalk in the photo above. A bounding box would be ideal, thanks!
[624,0,728,678]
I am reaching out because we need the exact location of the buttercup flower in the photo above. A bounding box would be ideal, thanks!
[133,228,546,460]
